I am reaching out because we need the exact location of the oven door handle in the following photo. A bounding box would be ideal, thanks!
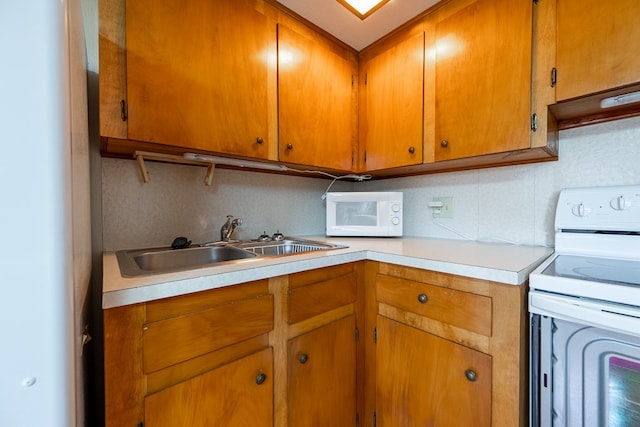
[529,292,640,337]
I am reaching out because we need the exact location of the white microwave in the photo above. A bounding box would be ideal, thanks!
[326,192,403,237]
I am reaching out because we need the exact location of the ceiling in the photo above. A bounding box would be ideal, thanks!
[275,0,441,50]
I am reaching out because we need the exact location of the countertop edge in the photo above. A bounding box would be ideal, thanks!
[103,237,554,309]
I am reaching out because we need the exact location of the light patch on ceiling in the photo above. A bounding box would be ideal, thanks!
[336,0,391,20]
[275,0,440,50]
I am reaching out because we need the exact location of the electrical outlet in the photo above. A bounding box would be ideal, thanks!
[432,197,454,218]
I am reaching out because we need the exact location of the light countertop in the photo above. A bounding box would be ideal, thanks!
[102,236,554,309]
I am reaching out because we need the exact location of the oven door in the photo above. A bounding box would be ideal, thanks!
[531,293,640,427]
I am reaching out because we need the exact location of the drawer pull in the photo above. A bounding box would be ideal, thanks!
[298,353,309,364]
[417,293,428,304]
[464,369,477,382]
[256,372,267,385]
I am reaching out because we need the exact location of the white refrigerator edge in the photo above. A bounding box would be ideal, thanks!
[0,0,92,425]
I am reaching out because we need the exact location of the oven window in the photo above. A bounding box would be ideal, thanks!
[545,318,640,426]
[609,356,640,427]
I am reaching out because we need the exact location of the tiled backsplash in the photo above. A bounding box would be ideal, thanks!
[360,116,640,246]
[101,161,354,251]
[102,116,640,251]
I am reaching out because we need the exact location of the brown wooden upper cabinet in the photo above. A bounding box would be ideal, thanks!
[124,0,274,158]
[433,0,533,161]
[100,0,557,175]
[278,24,357,172]
[359,32,425,171]
[556,0,640,102]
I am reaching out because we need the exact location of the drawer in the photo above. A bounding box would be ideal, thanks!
[143,293,274,373]
[376,274,492,336]
[288,265,357,324]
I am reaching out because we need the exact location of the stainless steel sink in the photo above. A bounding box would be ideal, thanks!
[235,238,346,256]
[116,245,257,277]
[116,238,347,277]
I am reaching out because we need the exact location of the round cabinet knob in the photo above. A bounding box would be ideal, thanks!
[465,369,477,382]
[298,353,309,364]
[256,136,264,145]
[610,195,630,211]
[440,140,449,148]
[255,372,267,385]
[408,146,415,154]
[286,143,294,150]
[417,293,428,304]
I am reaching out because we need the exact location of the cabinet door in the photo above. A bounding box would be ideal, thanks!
[144,348,273,427]
[278,24,356,171]
[288,315,357,426]
[556,0,640,101]
[376,316,491,427]
[361,33,424,171]
[125,0,273,158]
[434,0,532,161]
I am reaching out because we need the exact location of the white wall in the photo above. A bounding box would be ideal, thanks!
[102,116,640,251]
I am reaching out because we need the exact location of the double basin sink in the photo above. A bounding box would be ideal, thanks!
[116,238,347,277]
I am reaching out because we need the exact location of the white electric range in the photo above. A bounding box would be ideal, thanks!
[529,184,640,427]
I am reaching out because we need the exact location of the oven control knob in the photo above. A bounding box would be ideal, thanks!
[391,203,401,213]
[392,217,400,225]
[572,203,591,217]
[610,195,631,211]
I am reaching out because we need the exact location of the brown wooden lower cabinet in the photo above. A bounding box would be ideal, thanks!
[103,279,274,427]
[366,262,528,427]
[287,315,357,426]
[145,348,273,427]
[376,316,491,426]
[104,262,527,426]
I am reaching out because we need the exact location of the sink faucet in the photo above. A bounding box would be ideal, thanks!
[220,215,243,241]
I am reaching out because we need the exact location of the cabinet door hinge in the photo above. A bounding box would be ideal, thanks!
[364,72,368,85]
[551,67,557,88]
[363,150,367,163]
[533,0,539,4]
[356,413,359,426]
[373,327,377,343]
[373,411,377,427]
[355,327,359,342]
[531,113,538,132]
[120,99,128,122]
[138,422,144,427]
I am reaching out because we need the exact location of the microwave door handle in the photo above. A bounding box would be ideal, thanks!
[529,292,640,337]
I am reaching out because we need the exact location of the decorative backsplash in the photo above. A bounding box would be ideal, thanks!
[102,116,640,251]
[359,116,640,247]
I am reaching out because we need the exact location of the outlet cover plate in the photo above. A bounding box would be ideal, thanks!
[432,197,453,218]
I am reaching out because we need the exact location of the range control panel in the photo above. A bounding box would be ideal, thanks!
[555,185,640,232]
